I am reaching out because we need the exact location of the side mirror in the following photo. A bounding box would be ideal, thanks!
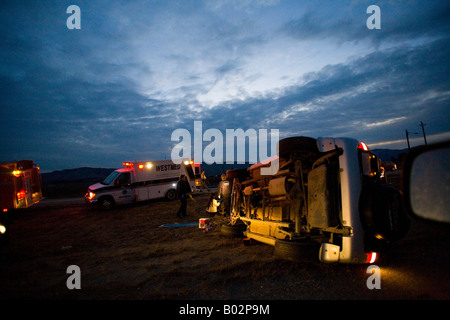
[402,140,450,223]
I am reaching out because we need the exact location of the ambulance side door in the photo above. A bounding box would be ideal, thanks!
[114,172,135,204]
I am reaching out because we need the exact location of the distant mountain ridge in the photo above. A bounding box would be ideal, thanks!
[41,167,116,184]
[41,148,408,185]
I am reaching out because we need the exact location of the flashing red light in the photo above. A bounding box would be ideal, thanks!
[2,209,7,213]
[138,164,144,170]
[358,141,370,151]
[365,252,378,264]
[190,160,194,165]
[17,190,26,200]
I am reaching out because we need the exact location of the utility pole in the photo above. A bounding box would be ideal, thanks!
[405,129,410,150]
[419,121,427,145]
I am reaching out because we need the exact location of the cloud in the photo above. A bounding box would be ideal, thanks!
[194,36,450,143]
[0,0,449,170]
[281,1,450,45]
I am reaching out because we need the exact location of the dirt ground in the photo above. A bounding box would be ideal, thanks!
[1,192,449,301]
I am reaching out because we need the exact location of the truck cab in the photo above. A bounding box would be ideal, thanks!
[226,136,410,264]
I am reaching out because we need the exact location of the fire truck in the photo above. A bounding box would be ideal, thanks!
[223,136,410,264]
[86,159,201,209]
[0,160,43,213]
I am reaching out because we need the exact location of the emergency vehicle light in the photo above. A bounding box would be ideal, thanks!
[138,164,144,170]
[365,252,378,264]
[358,142,370,151]
[146,163,152,169]
[2,209,7,213]
[0,224,6,234]
[86,192,95,200]
[12,170,22,177]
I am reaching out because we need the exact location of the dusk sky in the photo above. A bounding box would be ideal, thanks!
[1,0,449,172]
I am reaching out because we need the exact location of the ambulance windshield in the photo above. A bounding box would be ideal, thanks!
[102,171,120,185]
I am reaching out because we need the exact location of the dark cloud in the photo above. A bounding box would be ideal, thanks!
[282,1,450,45]
[0,1,449,170]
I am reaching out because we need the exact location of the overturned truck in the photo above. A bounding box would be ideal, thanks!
[224,137,409,264]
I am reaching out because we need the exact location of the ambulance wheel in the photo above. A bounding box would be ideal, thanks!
[166,189,176,201]
[99,196,115,210]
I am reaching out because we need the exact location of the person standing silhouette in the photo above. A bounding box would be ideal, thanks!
[176,175,191,218]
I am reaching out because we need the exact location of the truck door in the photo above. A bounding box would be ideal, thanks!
[24,171,32,206]
[114,172,134,204]
[184,163,196,190]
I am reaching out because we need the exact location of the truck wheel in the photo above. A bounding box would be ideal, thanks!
[220,223,246,237]
[278,136,320,160]
[226,168,249,181]
[273,239,320,262]
[166,189,176,201]
[99,196,115,210]
[360,184,410,242]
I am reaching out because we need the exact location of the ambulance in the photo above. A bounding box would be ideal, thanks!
[85,159,200,209]
[0,160,43,213]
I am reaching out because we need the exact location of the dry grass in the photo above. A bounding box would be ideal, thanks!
[1,192,449,300]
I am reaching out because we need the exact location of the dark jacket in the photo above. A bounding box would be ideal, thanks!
[176,179,191,199]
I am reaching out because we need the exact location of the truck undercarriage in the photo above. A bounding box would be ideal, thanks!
[224,137,409,263]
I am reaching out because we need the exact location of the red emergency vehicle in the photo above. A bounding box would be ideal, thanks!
[0,160,43,213]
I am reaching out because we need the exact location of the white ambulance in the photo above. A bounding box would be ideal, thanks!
[85,159,199,209]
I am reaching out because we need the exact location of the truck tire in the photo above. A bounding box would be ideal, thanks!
[166,189,176,201]
[226,168,249,181]
[273,239,320,262]
[360,184,410,242]
[278,136,320,160]
[98,196,115,210]
[220,223,247,237]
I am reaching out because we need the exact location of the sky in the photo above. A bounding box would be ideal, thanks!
[1,0,449,172]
